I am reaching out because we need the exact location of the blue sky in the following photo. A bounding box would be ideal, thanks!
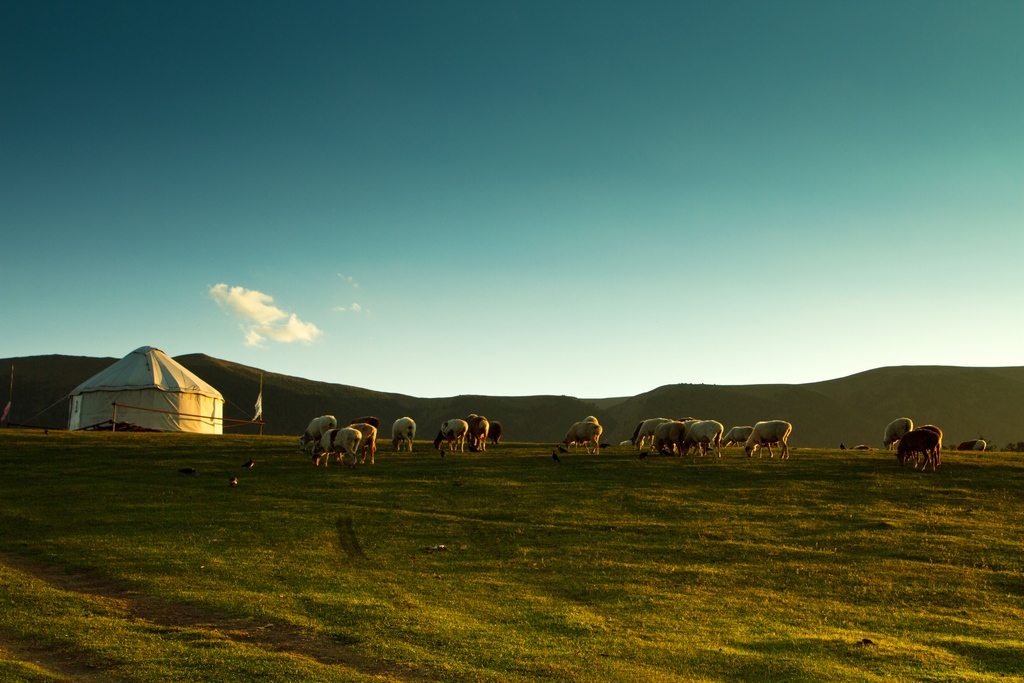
[2,1,1022,398]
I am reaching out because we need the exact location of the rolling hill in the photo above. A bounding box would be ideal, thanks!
[3,353,1023,448]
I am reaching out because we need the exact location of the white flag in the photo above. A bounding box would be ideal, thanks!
[253,392,263,421]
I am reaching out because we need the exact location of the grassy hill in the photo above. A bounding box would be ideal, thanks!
[1,431,1023,681]
[3,353,1024,448]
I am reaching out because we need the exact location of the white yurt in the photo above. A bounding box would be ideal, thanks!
[68,346,224,433]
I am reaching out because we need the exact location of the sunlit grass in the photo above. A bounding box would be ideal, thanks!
[1,430,1022,681]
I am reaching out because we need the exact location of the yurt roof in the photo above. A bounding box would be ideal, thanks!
[71,346,224,400]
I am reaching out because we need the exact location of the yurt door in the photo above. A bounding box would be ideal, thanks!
[68,395,82,430]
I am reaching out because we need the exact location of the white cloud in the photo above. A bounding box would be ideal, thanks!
[209,284,322,347]
[334,302,362,313]
[338,273,359,288]
[351,303,362,312]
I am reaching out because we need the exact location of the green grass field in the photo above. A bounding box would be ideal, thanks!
[1,430,1022,682]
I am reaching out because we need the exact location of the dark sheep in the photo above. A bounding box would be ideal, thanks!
[896,429,941,471]
[487,421,503,445]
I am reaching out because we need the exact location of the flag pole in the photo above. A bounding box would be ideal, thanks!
[257,372,264,436]
[3,365,12,427]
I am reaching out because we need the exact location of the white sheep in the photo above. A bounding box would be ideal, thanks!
[628,417,673,450]
[744,420,793,459]
[312,427,362,468]
[299,415,338,452]
[391,417,417,451]
[560,419,603,454]
[683,420,724,458]
[883,417,914,450]
[349,422,378,464]
[677,419,707,455]
[722,426,754,448]
[434,419,469,452]
[466,414,491,452]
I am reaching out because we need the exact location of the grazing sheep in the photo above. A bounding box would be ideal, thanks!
[652,420,690,456]
[851,444,873,450]
[916,424,943,465]
[883,418,914,450]
[559,419,603,454]
[312,427,362,468]
[300,415,338,452]
[433,419,469,452]
[487,421,503,446]
[957,439,987,451]
[896,429,941,471]
[722,426,754,448]
[349,423,378,464]
[917,424,943,444]
[650,419,705,455]
[744,420,793,459]
[466,414,491,452]
[629,418,673,450]
[677,419,704,454]
[391,417,416,452]
[349,415,380,429]
[683,420,724,458]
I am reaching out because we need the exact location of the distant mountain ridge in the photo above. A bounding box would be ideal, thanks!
[3,353,1023,448]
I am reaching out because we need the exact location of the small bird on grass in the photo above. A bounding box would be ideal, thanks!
[551,450,561,462]
[638,452,647,460]
[178,468,197,475]
[440,449,446,458]
[229,477,238,487]
[242,459,255,468]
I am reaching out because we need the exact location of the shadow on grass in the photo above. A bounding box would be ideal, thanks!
[0,553,425,680]
[335,517,368,561]
[936,638,1024,676]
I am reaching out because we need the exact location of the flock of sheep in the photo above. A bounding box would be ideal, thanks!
[613,417,793,459]
[880,417,987,472]
[296,413,793,466]
[298,414,503,467]
[296,413,979,472]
